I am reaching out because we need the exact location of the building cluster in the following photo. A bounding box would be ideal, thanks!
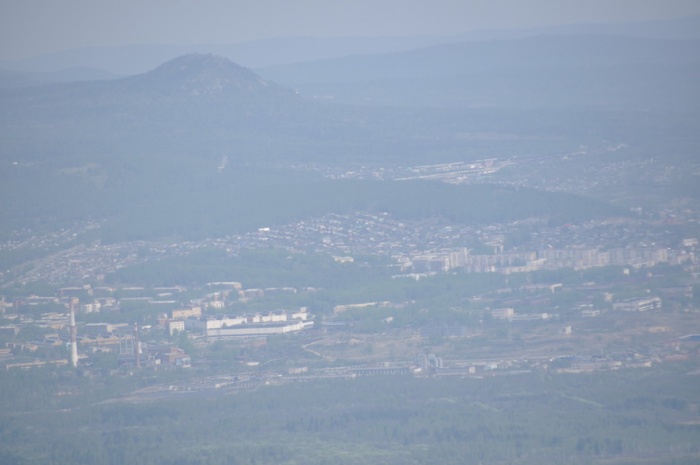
[612,297,663,312]
[0,276,320,370]
[175,307,312,338]
[297,158,507,183]
[402,244,694,275]
[0,307,191,370]
[490,307,551,322]
[2,203,696,291]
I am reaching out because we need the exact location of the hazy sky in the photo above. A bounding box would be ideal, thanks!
[1,0,699,60]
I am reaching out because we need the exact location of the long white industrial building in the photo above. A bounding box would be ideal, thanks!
[183,309,312,338]
[204,320,313,338]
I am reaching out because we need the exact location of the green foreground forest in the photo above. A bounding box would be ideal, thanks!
[1,364,699,465]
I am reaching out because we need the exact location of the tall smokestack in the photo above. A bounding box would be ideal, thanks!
[134,322,141,369]
[69,298,79,368]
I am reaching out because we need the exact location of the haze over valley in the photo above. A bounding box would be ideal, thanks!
[1,8,700,465]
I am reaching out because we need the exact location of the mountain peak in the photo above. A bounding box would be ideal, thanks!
[131,53,274,97]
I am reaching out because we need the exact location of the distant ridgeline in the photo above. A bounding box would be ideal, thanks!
[1,36,691,241]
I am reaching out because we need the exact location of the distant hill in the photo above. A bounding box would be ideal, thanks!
[1,15,698,77]
[0,54,303,161]
[0,53,301,130]
[0,37,452,77]
[452,14,700,42]
[119,54,292,98]
[255,34,700,111]
[0,50,691,242]
[1,53,295,100]
[259,34,700,85]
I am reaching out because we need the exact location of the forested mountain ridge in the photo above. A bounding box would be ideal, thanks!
[120,53,294,97]
[256,34,700,111]
[0,44,684,242]
[2,14,699,77]
[0,53,298,110]
[259,34,700,84]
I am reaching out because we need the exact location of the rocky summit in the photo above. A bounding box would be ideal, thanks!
[124,53,286,97]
